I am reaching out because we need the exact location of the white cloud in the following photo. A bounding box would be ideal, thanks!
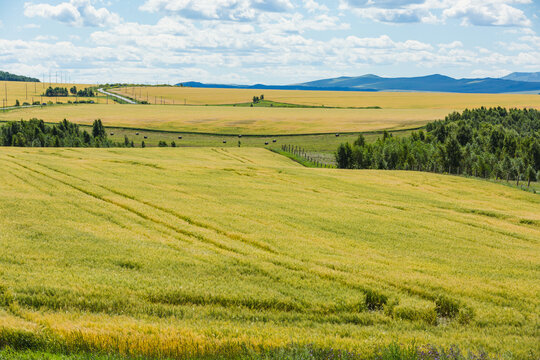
[6,1,540,84]
[24,0,121,27]
[34,35,59,41]
[139,0,293,21]
[442,0,532,27]
[252,0,293,12]
[438,41,463,50]
[470,68,513,78]
[341,0,532,27]
[303,0,328,13]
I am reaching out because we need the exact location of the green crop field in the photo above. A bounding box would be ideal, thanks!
[0,147,538,359]
[0,104,434,135]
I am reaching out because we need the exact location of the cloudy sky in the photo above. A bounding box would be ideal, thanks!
[1,0,539,84]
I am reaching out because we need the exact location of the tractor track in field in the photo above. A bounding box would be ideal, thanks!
[4,153,529,312]
[5,156,445,308]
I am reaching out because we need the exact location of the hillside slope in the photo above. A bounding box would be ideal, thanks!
[0,71,39,82]
[0,148,538,359]
[503,72,540,82]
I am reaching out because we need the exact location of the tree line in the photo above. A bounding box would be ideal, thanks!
[0,71,39,82]
[70,86,95,97]
[336,107,540,186]
[0,119,118,147]
[43,86,95,97]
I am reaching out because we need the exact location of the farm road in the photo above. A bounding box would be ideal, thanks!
[98,88,137,104]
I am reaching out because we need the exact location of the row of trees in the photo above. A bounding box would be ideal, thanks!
[70,86,95,97]
[44,87,69,97]
[253,95,264,103]
[43,86,95,97]
[1,119,116,148]
[336,107,540,186]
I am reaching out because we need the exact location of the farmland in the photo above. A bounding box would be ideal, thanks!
[113,86,540,109]
[1,147,539,359]
[0,104,440,135]
[0,81,111,107]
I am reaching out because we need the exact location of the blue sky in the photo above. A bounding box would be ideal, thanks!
[1,0,539,84]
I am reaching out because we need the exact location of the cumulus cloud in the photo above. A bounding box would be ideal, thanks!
[8,0,540,84]
[303,0,328,13]
[24,0,121,27]
[442,0,532,27]
[341,0,532,27]
[139,0,293,21]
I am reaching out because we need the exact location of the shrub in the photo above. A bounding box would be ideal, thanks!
[365,289,388,311]
[158,141,168,147]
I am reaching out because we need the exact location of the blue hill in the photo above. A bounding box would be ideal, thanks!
[178,74,540,94]
[502,72,540,82]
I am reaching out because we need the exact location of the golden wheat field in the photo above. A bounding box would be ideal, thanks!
[113,86,540,109]
[0,147,538,359]
[0,104,438,134]
[0,81,108,106]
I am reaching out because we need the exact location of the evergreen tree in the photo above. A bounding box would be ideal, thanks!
[92,119,106,138]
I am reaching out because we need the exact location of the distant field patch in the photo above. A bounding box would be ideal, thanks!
[113,86,540,109]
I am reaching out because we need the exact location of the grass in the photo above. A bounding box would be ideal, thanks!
[0,81,110,106]
[0,147,538,359]
[217,100,380,109]
[112,86,540,109]
[0,343,505,360]
[96,126,414,165]
[0,104,433,135]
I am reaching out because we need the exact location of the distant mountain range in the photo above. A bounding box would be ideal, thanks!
[179,72,540,94]
[502,72,540,82]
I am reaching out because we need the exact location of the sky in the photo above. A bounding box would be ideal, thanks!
[0,0,540,84]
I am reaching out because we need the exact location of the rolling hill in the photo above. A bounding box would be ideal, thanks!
[0,147,538,359]
[0,71,39,82]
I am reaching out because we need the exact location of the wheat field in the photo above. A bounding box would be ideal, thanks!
[0,147,538,359]
[0,104,438,135]
[113,86,540,109]
[0,81,108,106]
